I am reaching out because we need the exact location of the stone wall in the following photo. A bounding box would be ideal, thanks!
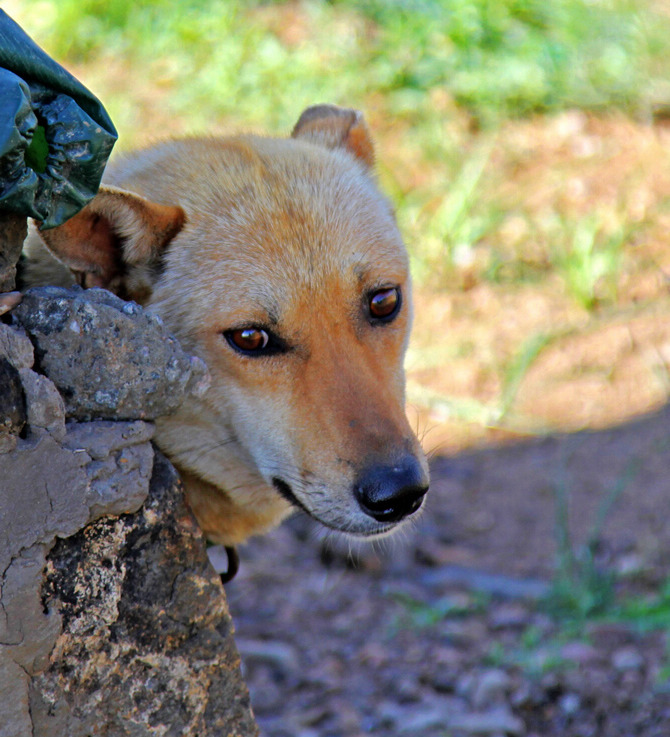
[0,236,259,736]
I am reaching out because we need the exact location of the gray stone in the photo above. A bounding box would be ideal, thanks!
[19,367,66,440]
[0,214,26,292]
[0,431,86,573]
[560,641,600,666]
[559,692,581,716]
[0,650,32,737]
[0,356,26,438]
[62,418,154,459]
[12,286,208,421]
[31,453,258,737]
[448,707,525,735]
[236,638,300,674]
[488,603,531,630]
[611,646,645,671]
[0,424,154,577]
[419,565,549,600]
[471,669,513,709]
[0,545,62,674]
[397,702,457,734]
[0,322,34,369]
[0,432,17,453]
[0,281,256,736]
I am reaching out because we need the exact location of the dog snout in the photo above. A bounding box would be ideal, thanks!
[353,455,428,524]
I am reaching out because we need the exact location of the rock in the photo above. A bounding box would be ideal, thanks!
[396,700,459,734]
[12,286,209,421]
[236,638,300,675]
[488,603,531,630]
[1,283,256,735]
[560,641,600,666]
[471,669,513,709]
[0,214,26,291]
[559,692,581,716]
[0,356,26,439]
[448,706,525,735]
[0,430,17,453]
[19,367,66,440]
[31,452,258,736]
[0,424,152,577]
[419,565,549,601]
[0,291,23,317]
[395,674,423,703]
[0,423,155,737]
[245,665,285,714]
[611,646,645,672]
[615,552,647,576]
[0,322,34,369]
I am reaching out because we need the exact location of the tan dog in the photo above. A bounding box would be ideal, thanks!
[23,104,429,546]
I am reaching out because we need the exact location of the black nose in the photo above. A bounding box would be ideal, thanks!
[354,456,429,523]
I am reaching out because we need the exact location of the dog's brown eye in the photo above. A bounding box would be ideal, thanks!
[369,287,400,321]
[227,328,269,353]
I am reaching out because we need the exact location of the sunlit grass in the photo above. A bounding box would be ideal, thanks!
[11,0,670,131]
[545,211,629,309]
[10,0,670,284]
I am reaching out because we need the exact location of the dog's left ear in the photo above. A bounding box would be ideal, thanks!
[291,104,375,169]
[37,185,186,296]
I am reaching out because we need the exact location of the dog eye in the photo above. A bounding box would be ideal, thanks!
[369,287,401,321]
[225,327,270,353]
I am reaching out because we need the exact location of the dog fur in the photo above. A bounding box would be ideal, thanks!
[23,104,429,546]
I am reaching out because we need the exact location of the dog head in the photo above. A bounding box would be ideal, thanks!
[36,105,429,545]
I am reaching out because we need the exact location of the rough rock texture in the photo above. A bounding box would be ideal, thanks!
[32,453,258,737]
[0,289,258,737]
[0,354,26,451]
[0,214,26,291]
[12,286,209,421]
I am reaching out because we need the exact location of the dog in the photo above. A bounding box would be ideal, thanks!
[22,104,429,547]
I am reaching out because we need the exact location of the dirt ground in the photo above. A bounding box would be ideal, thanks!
[225,404,670,737]
[223,114,670,737]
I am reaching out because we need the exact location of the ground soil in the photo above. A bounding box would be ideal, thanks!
[226,403,670,737]
[224,114,670,736]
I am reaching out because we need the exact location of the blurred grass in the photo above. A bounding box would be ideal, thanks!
[13,0,670,126]
[10,0,670,284]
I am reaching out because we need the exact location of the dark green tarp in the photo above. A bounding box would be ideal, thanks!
[0,10,117,228]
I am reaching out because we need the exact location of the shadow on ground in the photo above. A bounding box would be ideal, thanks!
[226,405,670,737]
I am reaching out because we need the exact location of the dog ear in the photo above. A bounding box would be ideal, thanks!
[37,186,186,295]
[291,104,375,168]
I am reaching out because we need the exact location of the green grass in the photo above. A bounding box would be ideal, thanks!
[402,136,499,282]
[544,452,640,623]
[546,211,629,309]
[12,0,670,129]
[339,0,670,123]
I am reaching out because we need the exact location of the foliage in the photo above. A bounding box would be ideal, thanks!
[12,0,670,130]
[338,0,667,123]
[545,211,628,309]
[544,454,640,623]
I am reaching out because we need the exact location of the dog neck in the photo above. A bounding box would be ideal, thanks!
[177,467,293,546]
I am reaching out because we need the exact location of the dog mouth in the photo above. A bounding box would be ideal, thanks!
[271,475,426,537]
[272,477,311,515]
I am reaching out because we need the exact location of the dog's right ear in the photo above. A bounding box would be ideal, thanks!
[291,104,375,169]
[37,185,186,295]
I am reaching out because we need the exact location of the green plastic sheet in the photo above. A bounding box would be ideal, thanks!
[0,11,117,228]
